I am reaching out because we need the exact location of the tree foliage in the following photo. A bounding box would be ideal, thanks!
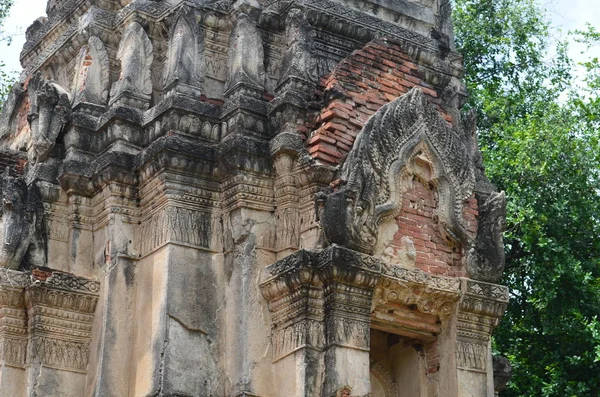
[0,0,15,102]
[453,0,600,395]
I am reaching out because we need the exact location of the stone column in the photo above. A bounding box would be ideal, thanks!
[261,250,325,397]
[317,247,380,397]
[25,270,100,397]
[0,270,28,397]
[456,279,508,397]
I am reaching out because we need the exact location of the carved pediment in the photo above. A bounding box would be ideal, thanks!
[318,87,475,255]
[225,12,266,93]
[109,22,154,109]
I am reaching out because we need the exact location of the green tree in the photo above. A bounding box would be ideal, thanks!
[0,0,16,102]
[453,0,600,396]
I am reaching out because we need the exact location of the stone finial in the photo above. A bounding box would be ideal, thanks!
[72,36,110,107]
[109,22,154,109]
[0,169,46,270]
[163,8,205,98]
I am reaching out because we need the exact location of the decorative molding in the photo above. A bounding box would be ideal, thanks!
[374,277,460,319]
[28,336,90,373]
[456,279,508,373]
[0,269,99,374]
[456,339,487,372]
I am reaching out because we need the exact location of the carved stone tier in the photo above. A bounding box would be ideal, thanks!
[0,270,29,368]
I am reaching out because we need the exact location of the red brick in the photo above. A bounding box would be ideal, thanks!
[420,86,439,98]
[307,133,336,146]
[313,151,339,165]
[405,74,422,84]
[312,143,343,159]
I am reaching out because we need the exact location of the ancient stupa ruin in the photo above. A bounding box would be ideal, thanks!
[0,0,510,396]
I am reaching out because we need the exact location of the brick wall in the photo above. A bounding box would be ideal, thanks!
[308,38,452,165]
[310,38,477,277]
[390,177,470,277]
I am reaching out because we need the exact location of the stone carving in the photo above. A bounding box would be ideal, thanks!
[375,278,460,318]
[493,355,512,396]
[109,22,154,109]
[27,72,72,162]
[0,268,28,368]
[0,83,26,141]
[0,267,99,379]
[0,338,28,367]
[381,236,416,270]
[0,0,509,395]
[317,88,475,254]
[163,8,206,98]
[225,13,265,93]
[456,339,487,372]
[0,169,46,270]
[25,270,99,374]
[466,191,507,282]
[71,36,110,107]
[28,337,90,372]
[140,207,214,255]
[41,270,101,293]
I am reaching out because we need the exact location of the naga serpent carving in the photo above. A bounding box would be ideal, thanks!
[27,72,72,162]
[0,168,46,269]
[316,87,476,254]
[466,191,507,282]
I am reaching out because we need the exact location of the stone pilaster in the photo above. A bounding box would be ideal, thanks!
[262,247,380,397]
[0,270,28,397]
[273,153,301,259]
[317,248,379,397]
[261,250,324,396]
[25,270,100,397]
[456,279,509,397]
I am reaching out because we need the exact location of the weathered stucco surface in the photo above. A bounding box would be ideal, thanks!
[0,0,511,396]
